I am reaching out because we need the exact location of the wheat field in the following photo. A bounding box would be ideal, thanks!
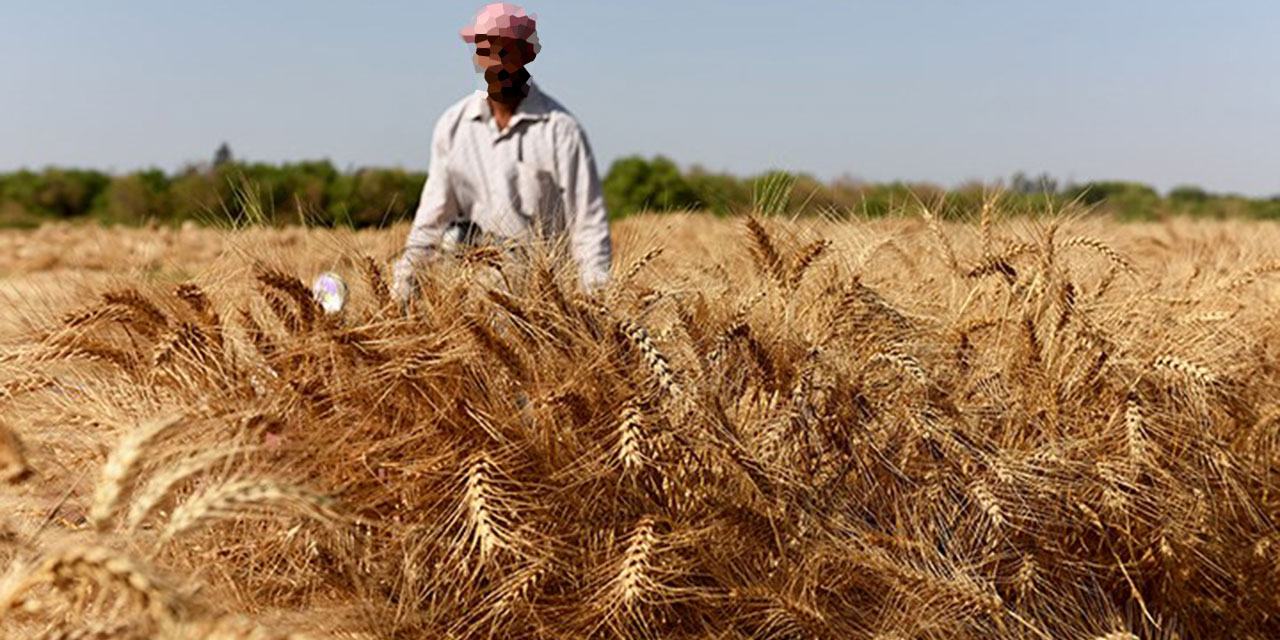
[1,210,1279,639]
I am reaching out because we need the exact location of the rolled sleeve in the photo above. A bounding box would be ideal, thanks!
[557,121,612,291]
[393,114,460,302]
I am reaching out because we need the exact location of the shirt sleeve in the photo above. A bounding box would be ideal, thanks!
[393,113,460,303]
[557,120,612,291]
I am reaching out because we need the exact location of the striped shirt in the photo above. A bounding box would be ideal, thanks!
[393,81,612,299]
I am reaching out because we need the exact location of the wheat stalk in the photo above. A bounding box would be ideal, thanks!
[162,479,335,543]
[90,415,187,531]
[126,447,251,533]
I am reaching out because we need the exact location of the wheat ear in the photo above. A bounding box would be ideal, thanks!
[1,545,183,625]
[38,622,140,640]
[619,319,681,397]
[359,255,393,310]
[618,399,647,473]
[920,205,960,274]
[1124,393,1147,464]
[126,447,252,533]
[1220,258,1280,291]
[1152,355,1218,387]
[255,267,318,331]
[101,289,170,339]
[90,415,187,531]
[745,217,786,286]
[466,316,527,381]
[970,480,1006,529]
[612,516,659,610]
[174,283,222,349]
[789,239,831,289]
[0,420,31,484]
[618,247,665,290]
[1060,236,1136,275]
[162,479,336,543]
[871,348,930,387]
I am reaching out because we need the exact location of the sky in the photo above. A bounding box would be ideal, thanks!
[1,1,1278,196]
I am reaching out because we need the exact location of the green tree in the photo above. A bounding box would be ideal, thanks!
[98,169,171,225]
[327,168,424,228]
[27,169,110,218]
[684,165,751,216]
[602,156,699,218]
[169,165,233,224]
[213,143,234,168]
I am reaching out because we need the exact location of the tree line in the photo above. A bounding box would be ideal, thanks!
[2,150,1277,228]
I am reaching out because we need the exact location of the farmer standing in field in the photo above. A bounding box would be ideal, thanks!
[392,2,612,302]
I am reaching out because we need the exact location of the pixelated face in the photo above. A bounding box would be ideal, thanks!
[472,34,536,75]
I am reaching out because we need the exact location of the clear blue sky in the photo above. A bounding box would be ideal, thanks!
[2,1,1277,196]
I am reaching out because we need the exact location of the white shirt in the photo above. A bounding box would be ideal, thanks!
[393,81,612,298]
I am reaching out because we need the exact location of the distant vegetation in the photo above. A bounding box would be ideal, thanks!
[2,146,1277,228]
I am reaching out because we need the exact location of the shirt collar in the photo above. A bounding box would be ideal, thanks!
[465,80,551,125]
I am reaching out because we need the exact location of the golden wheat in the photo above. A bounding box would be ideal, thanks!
[1,213,1278,639]
[90,415,187,531]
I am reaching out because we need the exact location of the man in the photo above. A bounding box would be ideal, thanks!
[393,2,612,302]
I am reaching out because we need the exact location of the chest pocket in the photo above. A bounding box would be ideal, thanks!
[513,160,565,237]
